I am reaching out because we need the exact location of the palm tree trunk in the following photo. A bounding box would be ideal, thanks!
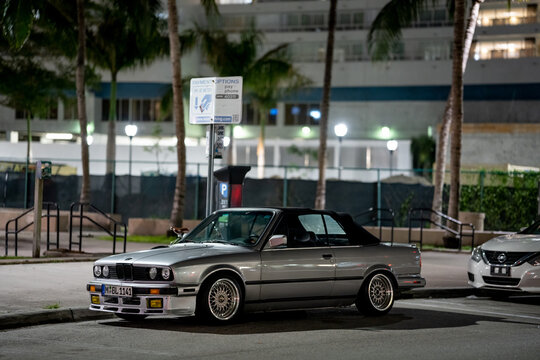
[167,0,186,227]
[105,72,117,175]
[76,0,90,204]
[24,114,31,208]
[432,0,483,222]
[315,0,337,210]
[447,0,467,226]
[257,108,266,179]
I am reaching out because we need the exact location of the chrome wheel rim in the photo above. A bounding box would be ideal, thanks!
[208,278,240,321]
[368,274,394,311]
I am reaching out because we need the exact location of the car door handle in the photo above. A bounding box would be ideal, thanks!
[322,254,333,260]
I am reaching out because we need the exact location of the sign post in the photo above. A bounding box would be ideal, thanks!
[189,76,242,216]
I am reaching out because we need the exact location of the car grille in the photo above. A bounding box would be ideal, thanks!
[482,276,520,286]
[482,251,533,266]
[108,264,148,280]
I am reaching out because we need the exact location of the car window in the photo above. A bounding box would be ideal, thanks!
[298,214,327,246]
[180,211,273,246]
[323,215,350,246]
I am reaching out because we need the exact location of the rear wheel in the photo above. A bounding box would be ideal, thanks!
[356,272,395,316]
[197,275,243,323]
[115,313,147,321]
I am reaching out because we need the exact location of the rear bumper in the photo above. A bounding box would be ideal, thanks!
[397,274,426,289]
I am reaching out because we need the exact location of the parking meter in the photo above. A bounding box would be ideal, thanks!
[214,166,251,209]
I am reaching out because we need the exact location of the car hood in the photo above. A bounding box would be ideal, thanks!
[95,243,254,267]
[481,234,540,252]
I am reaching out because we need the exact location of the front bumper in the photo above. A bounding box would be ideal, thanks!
[467,260,540,293]
[87,282,197,316]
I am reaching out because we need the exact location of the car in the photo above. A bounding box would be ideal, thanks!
[468,219,540,293]
[87,207,425,322]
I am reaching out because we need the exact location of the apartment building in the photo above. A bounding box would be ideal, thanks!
[0,0,538,177]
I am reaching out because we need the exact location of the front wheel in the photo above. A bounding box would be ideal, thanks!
[197,275,243,323]
[356,272,395,316]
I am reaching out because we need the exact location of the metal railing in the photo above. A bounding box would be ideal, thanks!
[4,202,60,256]
[69,202,127,254]
[407,208,475,251]
[355,208,395,244]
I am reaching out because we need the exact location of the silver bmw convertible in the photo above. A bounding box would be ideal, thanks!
[87,208,425,322]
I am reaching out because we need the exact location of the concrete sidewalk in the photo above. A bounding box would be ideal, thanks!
[0,231,475,330]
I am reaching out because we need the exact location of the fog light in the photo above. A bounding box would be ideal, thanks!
[91,295,100,304]
[148,299,163,308]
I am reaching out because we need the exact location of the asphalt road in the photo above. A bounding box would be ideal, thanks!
[1,296,539,360]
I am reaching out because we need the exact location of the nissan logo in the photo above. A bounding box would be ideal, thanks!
[497,253,507,263]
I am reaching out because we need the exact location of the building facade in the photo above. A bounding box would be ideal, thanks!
[0,0,538,178]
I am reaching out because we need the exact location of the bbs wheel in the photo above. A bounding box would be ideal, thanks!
[198,275,243,323]
[356,272,395,316]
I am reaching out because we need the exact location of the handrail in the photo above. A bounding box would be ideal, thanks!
[69,202,127,254]
[407,208,475,251]
[4,202,60,256]
[354,208,395,244]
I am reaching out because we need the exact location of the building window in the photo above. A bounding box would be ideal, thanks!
[15,109,32,120]
[16,105,57,120]
[242,103,277,126]
[63,99,77,120]
[102,98,168,122]
[285,103,320,126]
[478,4,537,27]
[472,38,537,60]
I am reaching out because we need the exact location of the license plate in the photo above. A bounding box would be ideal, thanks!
[102,285,133,297]
[490,265,511,277]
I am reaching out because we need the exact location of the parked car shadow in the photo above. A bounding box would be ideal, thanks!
[99,304,533,334]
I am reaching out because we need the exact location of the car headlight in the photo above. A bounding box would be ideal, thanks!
[527,253,540,266]
[471,247,483,263]
[102,265,110,278]
[93,265,102,277]
[149,267,158,280]
[161,268,171,280]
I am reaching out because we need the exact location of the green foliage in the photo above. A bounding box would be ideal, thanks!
[43,303,60,309]
[99,234,173,244]
[460,171,540,231]
[143,125,174,175]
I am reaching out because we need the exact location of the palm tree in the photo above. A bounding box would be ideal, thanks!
[368,0,484,222]
[314,0,338,210]
[189,25,309,178]
[86,0,167,177]
[76,0,90,204]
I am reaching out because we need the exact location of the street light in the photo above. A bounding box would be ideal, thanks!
[386,140,398,176]
[124,124,138,194]
[334,123,348,180]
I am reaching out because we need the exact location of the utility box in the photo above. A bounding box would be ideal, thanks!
[214,166,251,210]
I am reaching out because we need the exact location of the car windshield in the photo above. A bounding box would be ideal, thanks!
[174,210,274,247]
[519,219,540,235]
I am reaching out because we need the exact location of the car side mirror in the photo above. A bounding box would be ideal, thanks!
[268,235,287,248]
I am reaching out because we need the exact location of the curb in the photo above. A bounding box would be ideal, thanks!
[0,308,114,330]
[0,287,477,330]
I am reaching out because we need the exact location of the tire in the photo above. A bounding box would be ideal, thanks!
[197,275,243,323]
[356,272,395,316]
[115,313,147,321]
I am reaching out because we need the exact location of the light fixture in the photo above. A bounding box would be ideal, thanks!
[124,124,138,138]
[301,126,311,136]
[309,110,321,120]
[334,123,348,138]
[223,136,231,147]
[86,135,94,145]
[386,140,398,152]
[45,133,73,140]
[380,126,391,139]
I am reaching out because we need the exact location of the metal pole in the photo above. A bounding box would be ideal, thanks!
[33,161,43,258]
[128,136,133,195]
[376,169,381,227]
[206,124,215,217]
[283,166,288,207]
[389,150,393,176]
[194,163,200,219]
[338,136,343,180]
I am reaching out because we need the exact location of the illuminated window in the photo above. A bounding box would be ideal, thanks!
[472,38,536,60]
[477,5,537,27]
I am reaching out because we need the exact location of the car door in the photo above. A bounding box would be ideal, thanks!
[259,213,335,302]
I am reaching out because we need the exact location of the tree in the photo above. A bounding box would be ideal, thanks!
[86,0,167,177]
[76,0,90,203]
[314,0,338,210]
[368,0,485,221]
[189,24,309,178]
[0,0,74,207]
